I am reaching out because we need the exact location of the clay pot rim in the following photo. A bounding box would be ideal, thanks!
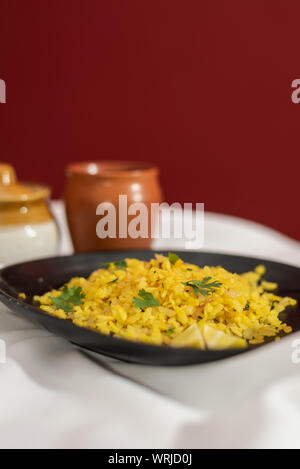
[66,161,159,178]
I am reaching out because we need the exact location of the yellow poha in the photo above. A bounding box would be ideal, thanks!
[34,254,297,349]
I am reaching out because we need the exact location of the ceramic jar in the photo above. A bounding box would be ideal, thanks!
[0,164,59,266]
[65,161,163,252]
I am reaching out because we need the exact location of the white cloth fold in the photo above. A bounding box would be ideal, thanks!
[0,201,299,448]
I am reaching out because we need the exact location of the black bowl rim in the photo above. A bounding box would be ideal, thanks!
[0,249,298,359]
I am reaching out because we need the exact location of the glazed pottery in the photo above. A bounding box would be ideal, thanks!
[65,161,163,252]
[0,164,59,266]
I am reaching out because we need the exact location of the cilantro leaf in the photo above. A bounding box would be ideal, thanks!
[168,252,180,265]
[166,327,174,336]
[183,277,222,297]
[105,260,128,270]
[49,285,85,312]
[244,301,250,311]
[133,289,160,309]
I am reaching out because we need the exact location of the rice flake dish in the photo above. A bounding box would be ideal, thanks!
[34,253,297,350]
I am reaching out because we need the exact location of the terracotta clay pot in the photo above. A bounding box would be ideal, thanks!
[65,161,163,252]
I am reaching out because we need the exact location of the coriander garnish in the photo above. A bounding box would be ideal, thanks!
[168,252,180,265]
[183,277,222,297]
[49,285,85,312]
[133,289,160,309]
[105,260,128,270]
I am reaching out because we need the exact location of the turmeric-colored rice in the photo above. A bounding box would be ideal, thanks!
[34,254,297,349]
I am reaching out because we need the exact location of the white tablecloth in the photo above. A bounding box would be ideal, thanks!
[0,201,300,449]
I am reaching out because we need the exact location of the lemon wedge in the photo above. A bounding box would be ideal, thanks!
[172,324,205,349]
[203,324,246,350]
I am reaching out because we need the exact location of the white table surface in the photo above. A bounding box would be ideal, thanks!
[0,201,300,449]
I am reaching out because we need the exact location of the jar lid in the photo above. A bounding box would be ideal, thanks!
[0,164,50,202]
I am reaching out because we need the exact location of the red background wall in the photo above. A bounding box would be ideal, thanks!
[1,0,300,239]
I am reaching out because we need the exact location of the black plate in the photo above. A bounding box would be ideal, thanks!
[0,250,300,366]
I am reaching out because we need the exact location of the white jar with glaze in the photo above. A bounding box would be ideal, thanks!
[0,164,60,267]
